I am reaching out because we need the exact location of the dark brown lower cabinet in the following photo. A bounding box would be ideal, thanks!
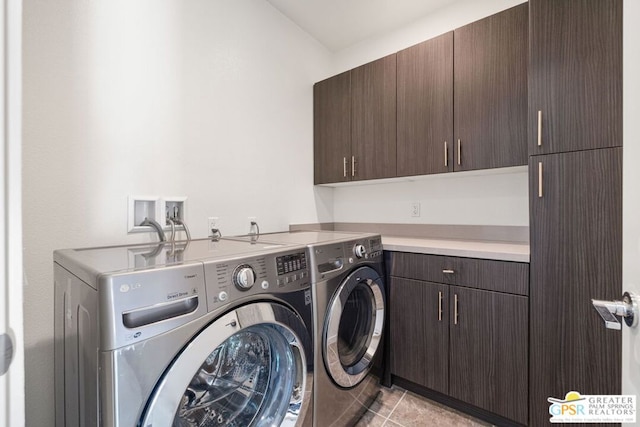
[389,261,528,425]
[529,148,622,426]
[449,286,528,425]
[390,278,448,394]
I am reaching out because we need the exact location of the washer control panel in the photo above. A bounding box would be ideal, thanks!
[204,247,310,312]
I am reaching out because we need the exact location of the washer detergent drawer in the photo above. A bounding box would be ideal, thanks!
[98,263,207,350]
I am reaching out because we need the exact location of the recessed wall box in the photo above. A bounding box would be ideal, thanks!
[128,196,161,233]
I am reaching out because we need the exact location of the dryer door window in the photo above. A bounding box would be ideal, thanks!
[324,266,385,388]
[140,302,310,427]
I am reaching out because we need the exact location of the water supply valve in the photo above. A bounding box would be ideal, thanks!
[591,292,639,330]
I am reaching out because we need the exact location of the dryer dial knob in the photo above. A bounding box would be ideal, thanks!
[354,244,367,259]
[233,265,256,290]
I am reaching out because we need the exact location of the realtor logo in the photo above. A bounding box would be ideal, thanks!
[548,391,636,423]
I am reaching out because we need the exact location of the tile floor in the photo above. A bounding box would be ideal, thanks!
[354,385,493,427]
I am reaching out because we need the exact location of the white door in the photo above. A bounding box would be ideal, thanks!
[623,1,640,425]
[1,0,24,425]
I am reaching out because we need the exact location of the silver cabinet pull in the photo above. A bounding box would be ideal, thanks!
[537,110,543,146]
[457,139,461,165]
[351,156,356,177]
[444,141,448,167]
[442,269,455,274]
[438,291,443,321]
[538,162,543,198]
[454,294,459,325]
[343,157,347,177]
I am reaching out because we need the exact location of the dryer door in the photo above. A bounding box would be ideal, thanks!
[140,302,311,427]
[324,266,385,388]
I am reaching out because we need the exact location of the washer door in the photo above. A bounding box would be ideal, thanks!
[324,266,385,388]
[140,302,309,427]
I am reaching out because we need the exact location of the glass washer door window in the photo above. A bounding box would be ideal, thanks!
[324,266,385,388]
[140,302,307,427]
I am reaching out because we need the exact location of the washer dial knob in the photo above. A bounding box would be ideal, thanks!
[353,244,367,259]
[233,265,256,290]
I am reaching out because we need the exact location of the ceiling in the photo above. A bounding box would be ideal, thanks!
[266,0,460,52]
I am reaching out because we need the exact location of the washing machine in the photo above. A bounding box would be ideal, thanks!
[54,238,314,426]
[226,231,386,426]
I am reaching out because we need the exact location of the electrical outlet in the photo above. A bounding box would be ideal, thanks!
[208,217,219,235]
[411,202,421,217]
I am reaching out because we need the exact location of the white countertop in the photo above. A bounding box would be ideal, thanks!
[382,236,530,262]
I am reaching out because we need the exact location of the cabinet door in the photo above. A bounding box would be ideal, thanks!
[351,54,397,181]
[529,0,622,155]
[390,277,448,395]
[454,4,528,171]
[397,32,453,177]
[313,71,351,184]
[449,286,528,425]
[529,149,622,426]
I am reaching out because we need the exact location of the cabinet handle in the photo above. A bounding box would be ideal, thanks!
[537,110,543,147]
[351,156,356,177]
[457,139,461,165]
[438,291,443,321]
[444,141,448,167]
[442,269,455,274]
[343,157,347,178]
[538,161,543,198]
[454,294,459,325]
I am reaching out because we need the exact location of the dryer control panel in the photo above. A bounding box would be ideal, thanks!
[309,235,383,283]
[204,247,311,313]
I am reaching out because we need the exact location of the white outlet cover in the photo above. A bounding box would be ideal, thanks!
[411,202,421,217]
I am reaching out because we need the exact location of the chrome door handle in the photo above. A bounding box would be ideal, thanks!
[438,291,443,321]
[592,292,639,329]
[442,269,455,274]
[0,333,14,376]
[343,157,347,178]
[351,156,356,177]
[457,139,461,166]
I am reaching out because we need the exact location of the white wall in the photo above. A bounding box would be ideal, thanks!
[22,0,331,424]
[622,0,640,415]
[329,0,529,226]
[333,168,528,225]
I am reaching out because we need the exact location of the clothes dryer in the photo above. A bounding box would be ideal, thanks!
[226,231,386,426]
[54,238,313,426]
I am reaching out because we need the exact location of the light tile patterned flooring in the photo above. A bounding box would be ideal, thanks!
[354,385,493,427]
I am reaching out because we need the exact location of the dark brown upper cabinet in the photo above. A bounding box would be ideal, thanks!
[314,55,396,184]
[313,71,351,184]
[351,54,397,181]
[454,4,528,171]
[528,0,622,155]
[397,32,453,176]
